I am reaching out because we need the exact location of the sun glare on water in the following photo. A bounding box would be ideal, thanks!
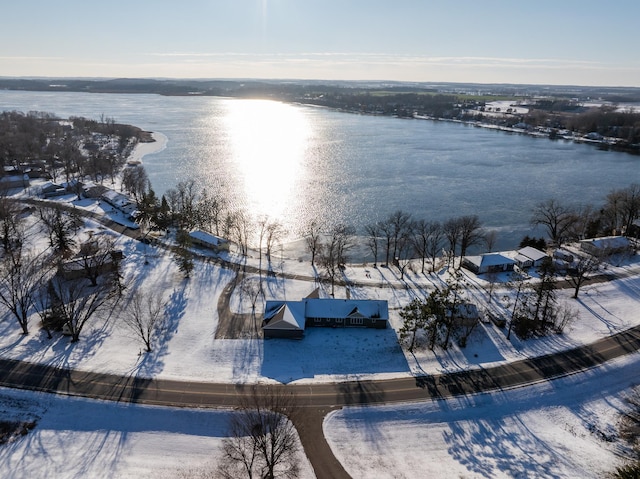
[224,99,311,220]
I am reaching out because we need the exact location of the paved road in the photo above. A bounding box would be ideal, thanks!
[9,197,640,478]
[1,323,640,478]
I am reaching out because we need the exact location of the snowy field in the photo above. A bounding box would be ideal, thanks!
[0,386,315,479]
[1,138,639,477]
[326,353,640,479]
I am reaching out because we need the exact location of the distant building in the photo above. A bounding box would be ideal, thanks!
[263,297,389,339]
[0,174,29,190]
[189,230,230,253]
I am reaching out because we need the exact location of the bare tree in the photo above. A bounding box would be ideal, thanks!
[458,215,484,259]
[38,206,79,254]
[232,209,253,257]
[484,229,498,253]
[76,235,119,287]
[363,222,380,267]
[567,253,601,299]
[175,178,199,230]
[507,271,529,340]
[395,225,414,280]
[425,221,444,273]
[121,165,149,203]
[443,217,462,267]
[388,210,412,262]
[411,219,430,274]
[378,219,394,267]
[319,223,354,296]
[47,274,119,342]
[121,289,166,352]
[301,220,323,267]
[0,196,23,253]
[240,277,264,315]
[620,183,640,234]
[265,221,285,262]
[0,246,53,335]
[530,199,578,246]
[218,385,300,479]
[196,189,227,236]
[256,217,284,267]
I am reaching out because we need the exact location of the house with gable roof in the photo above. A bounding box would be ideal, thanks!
[580,235,631,256]
[514,246,549,269]
[462,252,516,275]
[262,295,389,339]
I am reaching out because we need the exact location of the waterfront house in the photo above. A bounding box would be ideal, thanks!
[263,297,389,339]
[514,246,548,269]
[101,189,136,216]
[188,230,230,253]
[580,235,631,256]
[462,253,516,274]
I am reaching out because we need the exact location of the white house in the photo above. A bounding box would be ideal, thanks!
[514,246,548,269]
[189,230,230,253]
[580,235,631,256]
[462,253,516,274]
[101,189,137,215]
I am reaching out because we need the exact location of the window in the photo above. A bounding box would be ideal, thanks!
[351,317,364,326]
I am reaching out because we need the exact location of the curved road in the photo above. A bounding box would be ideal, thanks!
[7,197,640,477]
[1,323,640,478]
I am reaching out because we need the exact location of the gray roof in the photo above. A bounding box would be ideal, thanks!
[517,246,548,262]
[304,299,388,320]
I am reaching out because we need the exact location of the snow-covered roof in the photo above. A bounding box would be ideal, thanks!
[263,298,389,330]
[465,253,515,268]
[304,299,388,320]
[102,189,132,207]
[189,230,229,246]
[514,253,533,265]
[263,301,306,331]
[517,246,548,262]
[580,235,630,251]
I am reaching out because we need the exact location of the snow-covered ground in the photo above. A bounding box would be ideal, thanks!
[1,137,639,477]
[0,386,314,479]
[326,353,639,479]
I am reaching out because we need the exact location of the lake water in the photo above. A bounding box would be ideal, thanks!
[2,90,639,252]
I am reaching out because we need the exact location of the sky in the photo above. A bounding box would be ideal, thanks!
[2,0,639,87]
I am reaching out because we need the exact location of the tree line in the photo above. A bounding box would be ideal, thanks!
[0,110,144,185]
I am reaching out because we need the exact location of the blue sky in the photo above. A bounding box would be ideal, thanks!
[2,0,639,86]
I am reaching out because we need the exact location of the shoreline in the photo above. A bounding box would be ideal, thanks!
[126,131,168,165]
